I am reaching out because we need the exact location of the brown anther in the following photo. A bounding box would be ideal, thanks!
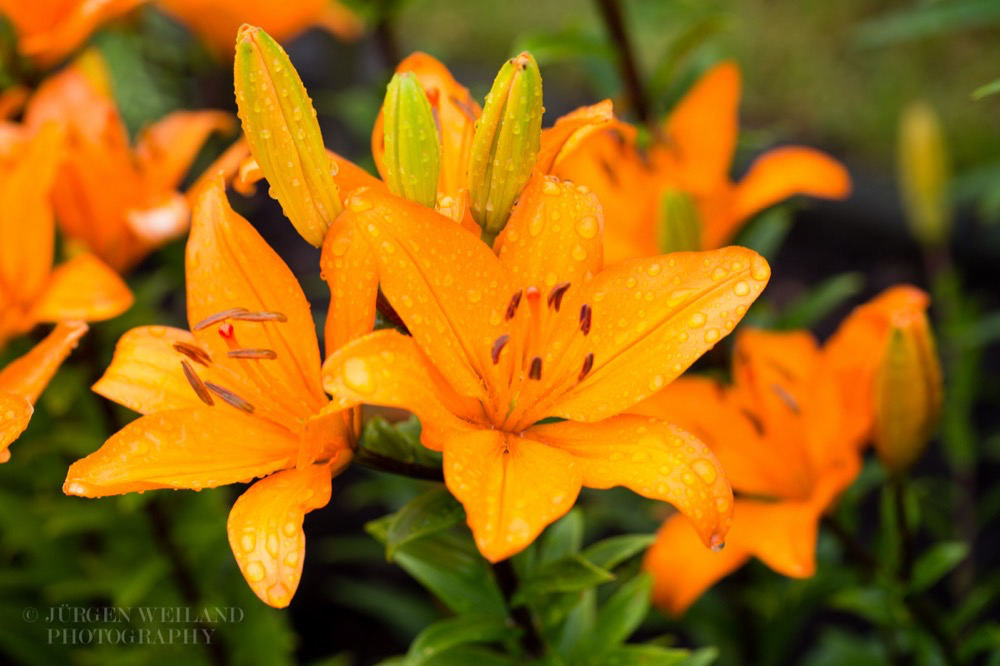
[579,304,592,335]
[173,342,211,366]
[491,334,510,364]
[771,384,800,414]
[547,282,571,311]
[578,353,594,381]
[192,307,248,331]
[741,408,764,436]
[504,290,523,321]
[528,356,543,380]
[227,348,278,360]
[230,310,288,323]
[204,382,256,414]
[180,360,214,406]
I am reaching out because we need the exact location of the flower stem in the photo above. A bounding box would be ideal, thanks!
[492,559,545,659]
[352,447,444,482]
[594,0,653,130]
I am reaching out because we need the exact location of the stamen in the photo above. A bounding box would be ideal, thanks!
[205,382,256,414]
[180,360,214,406]
[173,342,211,366]
[579,353,594,380]
[192,307,248,331]
[547,282,571,311]
[579,304,592,335]
[227,348,278,360]
[771,384,800,414]
[505,289,523,320]
[491,335,510,364]
[218,322,235,339]
[741,408,764,436]
[230,310,289,323]
[529,356,543,380]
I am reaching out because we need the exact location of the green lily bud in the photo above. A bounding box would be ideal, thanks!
[234,24,342,247]
[382,72,441,208]
[658,188,702,253]
[898,101,951,248]
[468,52,543,244]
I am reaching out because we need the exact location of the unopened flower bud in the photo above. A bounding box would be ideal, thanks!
[873,308,942,474]
[234,25,342,247]
[468,52,543,243]
[898,101,951,248]
[658,188,702,253]
[382,72,441,208]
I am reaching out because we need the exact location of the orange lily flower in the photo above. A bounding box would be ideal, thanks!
[554,61,852,264]
[24,51,234,272]
[63,177,357,608]
[157,0,362,57]
[637,285,931,614]
[320,173,771,562]
[0,0,143,66]
[0,120,132,346]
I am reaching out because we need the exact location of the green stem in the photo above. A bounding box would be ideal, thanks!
[594,0,653,130]
[492,559,545,659]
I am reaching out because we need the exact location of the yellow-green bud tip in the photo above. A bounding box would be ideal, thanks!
[898,101,951,249]
[468,51,543,242]
[382,72,442,208]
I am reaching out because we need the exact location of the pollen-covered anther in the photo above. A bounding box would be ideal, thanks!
[579,304,592,335]
[529,356,543,380]
[227,348,278,360]
[173,341,211,366]
[547,282,571,311]
[192,307,249,331]
[505,290,523,320]
[491,334,510,364]
[181,360,214,406]
[578,352,594,381]
[230,310,289,323]
[204,382,256,414]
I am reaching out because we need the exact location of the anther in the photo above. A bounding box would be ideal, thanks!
[547,282,570,311]
[529,356,542,380]
[579,304,592,335]
[180,360,214,406]
[192,307,248,331]
[491,335,510,364]
[205,382,255,414]
[230,310,288,323]
[504,290,523,321]
[227,349,278,360]
[771,384,800,414]
[173,342,211,366]
[578,353,594,381]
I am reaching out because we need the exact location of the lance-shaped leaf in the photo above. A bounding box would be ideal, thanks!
[468,52,543,243]
[382,72,442,208]
[235,24,341,247]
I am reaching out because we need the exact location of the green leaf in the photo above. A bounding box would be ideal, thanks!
[512,31,615,68]
[734,206,793,261]
[911,541,969,592]
[580,534,655,571]
[386,488,466,560]
[538,508,584,565]
[972,77,1000,100]
[366,516,506,617]
[582,645,698,665]
[406,615,521,666]
[361,416,441,466]
[574,574,652,657]
[514,555,615,604]
[775,272,866,330]
[853,0,1000,48]
[557,588,596,656]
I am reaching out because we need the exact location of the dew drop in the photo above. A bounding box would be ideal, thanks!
[733,281,750,296]
[688,312,707,328]
[704,328,720,343]
[245,561,265,583]
[692,458,718,484]
[575,215,599,239]
[343,358,375,394]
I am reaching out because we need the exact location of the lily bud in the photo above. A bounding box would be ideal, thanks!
[234,25,341,247]
[872,308,942,474]
[382,72,441,208]
[898,101,951,247]
[658,188,702,253]
[468,52,543,243]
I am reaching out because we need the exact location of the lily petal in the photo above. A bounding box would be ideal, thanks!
[126,192,190,246]
[64,408,299,497]
[320,218,379,354]
[8,0,143,65]
[227,461,339,608]
[322,329,481,447]
[549,247,770,421]
[135,110,235,193]
[187,177,325,411]
[495,174,604,287]
[536,100,621,174]
[440,428,582,562]
[531,416,732,550]
[33,253,133,322]
[0,390,33,462]
[0,321,88,403]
